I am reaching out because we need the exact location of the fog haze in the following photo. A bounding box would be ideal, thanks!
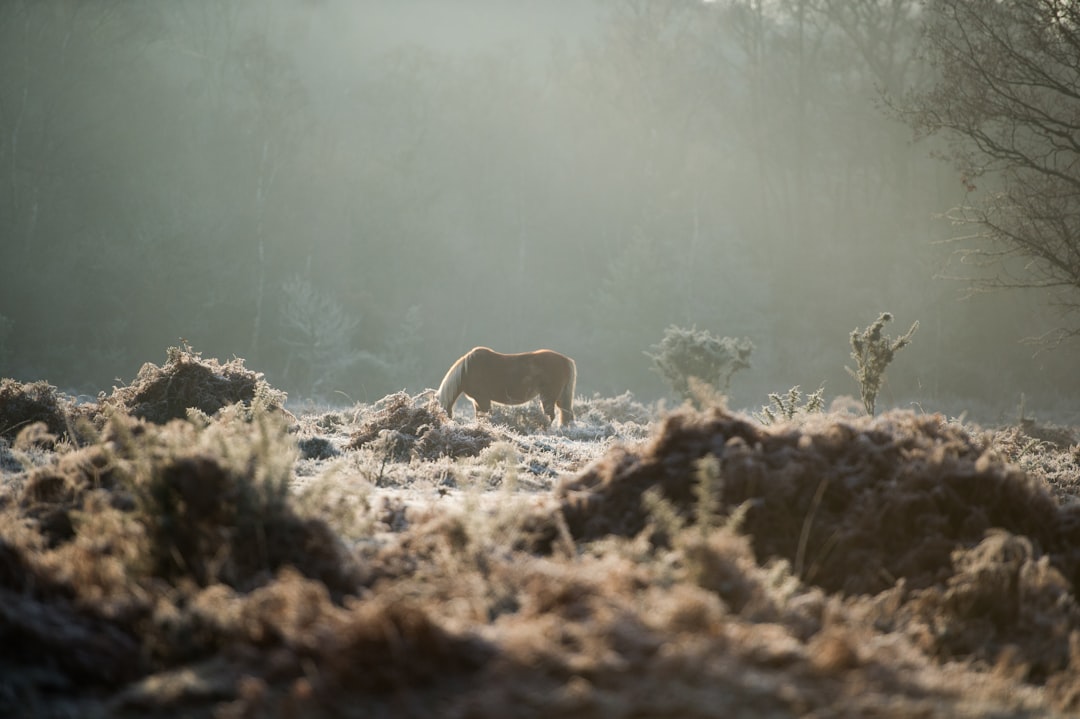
[0,0,1075,422]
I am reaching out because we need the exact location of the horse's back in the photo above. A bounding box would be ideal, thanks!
[470,347,571,364]
[463,347,573,393]
[465,345,568,366]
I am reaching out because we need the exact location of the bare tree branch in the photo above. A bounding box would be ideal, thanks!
[895,0,1080,336]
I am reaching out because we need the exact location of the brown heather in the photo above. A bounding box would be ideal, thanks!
[1,351,1079,717]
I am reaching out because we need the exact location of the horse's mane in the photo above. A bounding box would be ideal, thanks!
[437,349,472,412]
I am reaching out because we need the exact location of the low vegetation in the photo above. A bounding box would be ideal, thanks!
[1,347,1079,717]
[846,312,919,416]
[755,384,826,424]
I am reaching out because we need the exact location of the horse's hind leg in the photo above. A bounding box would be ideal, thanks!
[554,390,574,427]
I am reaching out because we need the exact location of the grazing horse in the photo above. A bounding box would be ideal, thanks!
[437,347,576,426]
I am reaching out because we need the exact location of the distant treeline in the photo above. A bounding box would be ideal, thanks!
[0,1,1075,417]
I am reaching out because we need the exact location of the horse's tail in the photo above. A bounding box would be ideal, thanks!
[557,356,577,424]
[437,352,468,418]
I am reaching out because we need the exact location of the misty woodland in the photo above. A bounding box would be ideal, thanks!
[3,1,1080,718]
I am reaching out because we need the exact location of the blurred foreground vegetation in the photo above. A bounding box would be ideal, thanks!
[1,348,1079,716]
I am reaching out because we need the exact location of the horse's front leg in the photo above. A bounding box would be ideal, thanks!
[470,395,492,417]
[540,397,556,425]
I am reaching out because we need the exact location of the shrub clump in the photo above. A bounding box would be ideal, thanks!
[755,385,825,425]
[297,435,339,460]
[487,402,556,433]
[112,414,356,594]
[101,345,286,424]
[576,391,654,425]
[511,405,1080,701]
[542,407,1074,597]
[348,391,496,460]
[646,325,753,403]
[846,312,918,415]
[107,569,492,716]
[0,379,72,440]
[16,439,123,547]
[9,411,357,595]
[896,531,1080,685]
[992,423,1080,503]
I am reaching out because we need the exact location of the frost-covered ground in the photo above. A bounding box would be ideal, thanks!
[2,350,1080,717]
[285,392,654,547]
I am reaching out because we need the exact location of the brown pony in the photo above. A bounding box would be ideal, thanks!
[437,347,576,426]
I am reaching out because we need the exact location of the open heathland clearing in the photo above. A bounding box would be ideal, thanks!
[1,348,1080,717]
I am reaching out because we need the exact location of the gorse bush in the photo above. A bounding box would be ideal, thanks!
[756,385,826,425]
[646,325,753,404]
[846,313,918,416]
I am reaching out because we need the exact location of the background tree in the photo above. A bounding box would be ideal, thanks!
[896,0,1080,342]
[279,276,361,398]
